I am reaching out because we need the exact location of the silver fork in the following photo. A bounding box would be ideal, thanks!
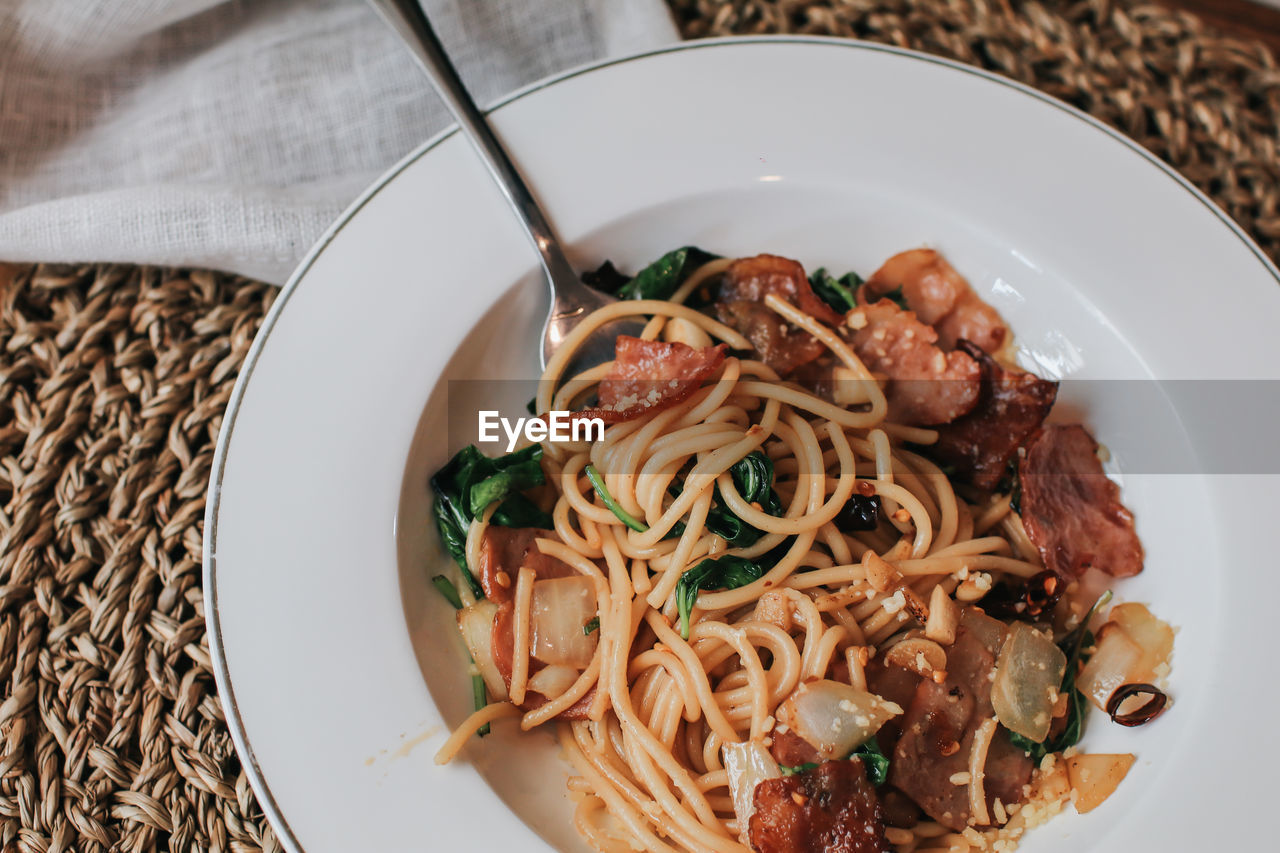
[368,0,645,375]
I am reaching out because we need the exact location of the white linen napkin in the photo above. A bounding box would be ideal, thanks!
[0,0,679,283]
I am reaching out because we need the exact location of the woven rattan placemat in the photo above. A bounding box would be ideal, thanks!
[2,2,1276,850]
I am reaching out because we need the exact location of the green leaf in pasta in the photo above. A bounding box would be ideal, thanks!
[430,443,554,600]
[809,267,863,314]
[675,555,765,639]
[616,246,720,301]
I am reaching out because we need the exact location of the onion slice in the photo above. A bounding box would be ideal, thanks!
[1077,601,1175,712]
[775,680,902,761]
[1065,753,1135,813]
[723,739,780,844]
[457,600,507,700]
[1108,602,1174,681]
[530,576,598,668]
[991,622,1067,742]
[1077,626,1142,712]
[528,664,581,701]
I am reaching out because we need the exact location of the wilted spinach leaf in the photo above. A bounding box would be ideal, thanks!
[616,247,720,301]
[730,451,777,505]
[667,452,784,548]
[585,464,648,532]
[432,499,471,582]
[431,574,464,610]
[675,555,764,639]
[466,445,547,517]
[852,738,890,787]
[707,451,784,547]
[809,267,864,314]
[430,443,553,599]
[490,494,553,529]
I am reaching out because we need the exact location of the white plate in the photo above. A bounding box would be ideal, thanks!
[205,38,1280,853]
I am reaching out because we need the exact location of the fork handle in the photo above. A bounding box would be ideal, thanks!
[367,0,580,294]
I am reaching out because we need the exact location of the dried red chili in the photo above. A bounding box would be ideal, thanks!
[1022,570,1061,617]
[1106,683,1168,727]
[977,569,1061,620]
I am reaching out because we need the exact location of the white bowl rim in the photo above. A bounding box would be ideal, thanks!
[201,34,1280,850]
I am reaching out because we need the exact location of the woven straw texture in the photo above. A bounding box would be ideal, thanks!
[1,2,1277,850]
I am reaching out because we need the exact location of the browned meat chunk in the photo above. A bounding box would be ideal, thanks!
[481,526,595,719]
[863,249,962,326]
[769,729,823,769]
[863,249,1008,354]
[720,254,845,327]
[716,300,826,376]
[478,526,574,605]
[1019,424,1144,579]
[929,341,1058,489]
[890,611,1033,830]
[749,760,891,853]
[575,336,727,424]
[711,254,845,376]
[843,301,981,425]
[864,662,924,755]
[934,291,1008,356]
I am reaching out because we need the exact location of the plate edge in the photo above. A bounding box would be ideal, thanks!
[201,34,1280,853]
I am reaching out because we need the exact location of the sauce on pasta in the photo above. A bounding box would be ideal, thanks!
[427,249,1173,853]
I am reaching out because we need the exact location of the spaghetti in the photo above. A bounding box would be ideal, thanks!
[428,249,1173,853]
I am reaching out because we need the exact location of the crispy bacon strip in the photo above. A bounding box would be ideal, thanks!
[863,249,1008,354]
[843,301,981,425]
[749,760,891,853]
[929,340,1058,489]
[1019,424,1144,579]
[712,254,840,376]
[576,336,727,424]
[721,254,845,326]
[480,527,595,719]
[478,526,575,604]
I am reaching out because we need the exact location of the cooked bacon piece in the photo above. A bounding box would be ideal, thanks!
[770,728,824,769]
[843,301,981,425]
[576,336,727,424]
[720,254,845,327]
[716,300,826,375]
[481,527,595,719]
[478,526,575,605]
[1019,425,1144,579]
[890,611,1033,831]
[709,254,844,376]
[929,341,1058,489]
[749,760,891,853]
[864,661,924,755]
[863,250,1008,354]
[879,790,924,830]
[491,602,595,719]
